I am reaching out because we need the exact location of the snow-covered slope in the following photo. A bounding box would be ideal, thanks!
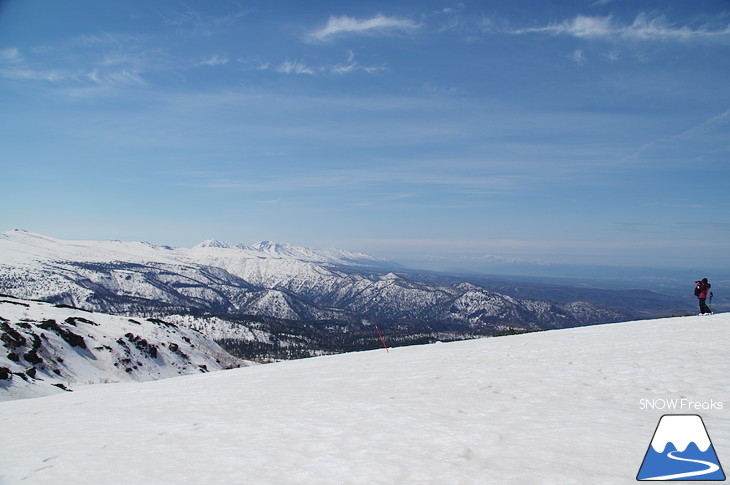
[0,313,727,484]
[0,230,181,266]
[0,230,630,330]
[0,296,243,401]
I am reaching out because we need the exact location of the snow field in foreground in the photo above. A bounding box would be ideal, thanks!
[1,313,728,484]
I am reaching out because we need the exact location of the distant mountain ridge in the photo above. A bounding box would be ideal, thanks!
[194,237,389,267]
[1,230,389,268]
[0,230,631,337]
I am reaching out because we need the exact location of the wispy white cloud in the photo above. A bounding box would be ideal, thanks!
[427,4,497,37]
[307,13,420,42]
[676,108,730,139]
[330,50,385,75]
[0,44,149,102]
[626,108,730,161]
[0,66,65,83]
[201,55,229,66]
[161,7,247,36]
[0,47,73,83]
[98,69,146,85]
[0,47,22,63]
[569,49,586,65]
[70,32,153,48]
[625,13,730,42]
[514,13,730,42]
[604,49,620,62]
[276,59,315,75]
[0,30,160,94]
[516,14,614,38]
[258,51,384,76]
[186,160,524,204]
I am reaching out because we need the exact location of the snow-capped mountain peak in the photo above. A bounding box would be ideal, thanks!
[651,415,712,453]
[250,240,282,251]
[246,240,317,259]
[194,239,233,249]
[191,238,391,267]
[242,240,391,267]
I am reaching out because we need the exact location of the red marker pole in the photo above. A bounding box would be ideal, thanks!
[376,326,389,353]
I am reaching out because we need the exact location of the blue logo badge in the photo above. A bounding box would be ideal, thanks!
[637,414,726,481]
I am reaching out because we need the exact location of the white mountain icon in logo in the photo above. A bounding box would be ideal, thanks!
[637,414,726,481]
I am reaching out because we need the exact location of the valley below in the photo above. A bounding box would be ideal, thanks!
[0,230,702,367]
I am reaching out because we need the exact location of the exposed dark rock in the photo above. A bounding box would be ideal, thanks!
[38,319,87,349]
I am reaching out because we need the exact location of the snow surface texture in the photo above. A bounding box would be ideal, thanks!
[0,297,243,400]
[1,313,728,484]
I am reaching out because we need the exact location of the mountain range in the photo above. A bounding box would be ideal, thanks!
[0,230,639,361]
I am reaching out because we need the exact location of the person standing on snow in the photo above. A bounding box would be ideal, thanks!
[695,278,712,315]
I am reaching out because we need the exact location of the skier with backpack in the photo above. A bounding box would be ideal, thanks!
[694,278,713,315]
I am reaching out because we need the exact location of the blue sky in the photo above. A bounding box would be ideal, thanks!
[1,0,729,271]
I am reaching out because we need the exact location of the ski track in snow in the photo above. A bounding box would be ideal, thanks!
[0,313,728,484]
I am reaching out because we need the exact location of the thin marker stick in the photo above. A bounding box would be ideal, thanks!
[376,326,389,353]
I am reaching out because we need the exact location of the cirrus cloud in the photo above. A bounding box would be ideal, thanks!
[306,13,420,42]
[514,13,730,43]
